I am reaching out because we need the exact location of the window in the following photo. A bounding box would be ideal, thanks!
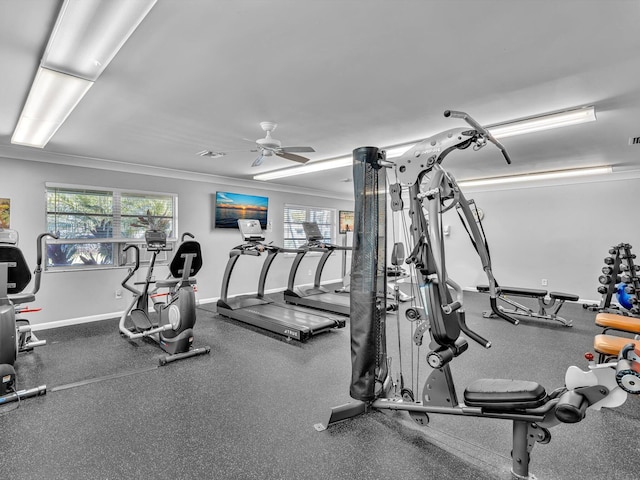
[283,204,335,249]
[46,184,177,269]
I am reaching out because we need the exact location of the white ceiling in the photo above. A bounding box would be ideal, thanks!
[1,0,640,199]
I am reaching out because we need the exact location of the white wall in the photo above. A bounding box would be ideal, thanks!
[440,172,640,301]
[0,157,353,327]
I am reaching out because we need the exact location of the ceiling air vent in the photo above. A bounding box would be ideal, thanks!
[629,137,640,145]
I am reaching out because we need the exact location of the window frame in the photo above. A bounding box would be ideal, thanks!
[45,183,178,271]
[283,204,336,250]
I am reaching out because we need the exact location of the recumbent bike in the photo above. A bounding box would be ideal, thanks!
[0,229,57,404]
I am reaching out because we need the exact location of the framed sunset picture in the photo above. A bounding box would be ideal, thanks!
[214,192,268,229]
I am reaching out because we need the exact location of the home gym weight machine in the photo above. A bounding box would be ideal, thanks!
[318,111,640,479]
[0,229,57,405]
[120,230,210,365]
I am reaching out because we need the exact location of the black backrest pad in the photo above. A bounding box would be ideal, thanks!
[0,246,32,294]
[169,240,202,278]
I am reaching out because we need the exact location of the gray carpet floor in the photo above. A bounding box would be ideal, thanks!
[1,289,638,480]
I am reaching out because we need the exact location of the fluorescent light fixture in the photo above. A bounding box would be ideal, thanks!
[253,156,353,181]
[253,105,597,181]
[253,143,415,181]
[487,106,596,139]
[11,0,157,148]
[11,67,93,148]
[457,166,611,188]
[42,0,158,81]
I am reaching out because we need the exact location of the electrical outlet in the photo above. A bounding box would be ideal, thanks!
[115,289,123,299]
[541,279,548,286]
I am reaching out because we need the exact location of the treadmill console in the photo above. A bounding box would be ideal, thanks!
[302,222,324,243]
[238,219,265,242]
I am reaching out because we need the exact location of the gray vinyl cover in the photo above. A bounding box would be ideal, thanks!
[349,146,387,401]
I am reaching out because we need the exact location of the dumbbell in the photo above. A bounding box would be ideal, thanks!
[604,257,615,265]
[602,266,614,275]
[599,275,621,285]
[597,286,609,294]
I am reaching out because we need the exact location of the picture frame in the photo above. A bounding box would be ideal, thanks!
[338,210,354,234]
[0,198,10,228]
[214,192,269,229]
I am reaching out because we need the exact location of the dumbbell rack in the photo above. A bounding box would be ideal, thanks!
[585,243,640,315]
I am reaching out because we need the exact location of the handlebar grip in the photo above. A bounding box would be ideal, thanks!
[181,232,195,241]
[490,297,519,325]
[36,232,58,267]
[123,244,140,271]
[457,310,491,349]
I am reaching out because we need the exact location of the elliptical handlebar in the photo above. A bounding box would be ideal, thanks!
[121,244,142,295]
[181,232,195,241]
[31,232,59,295]
[444,110,512,165]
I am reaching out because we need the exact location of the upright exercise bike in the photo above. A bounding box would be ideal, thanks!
[119,230,210,365]
[0,229,57,404]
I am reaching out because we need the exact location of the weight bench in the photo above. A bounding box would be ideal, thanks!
[595,312,640,335]
[593,333,640,363]
[477,284,578,327]
[591,312,640,363]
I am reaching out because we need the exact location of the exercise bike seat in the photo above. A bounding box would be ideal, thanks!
[0,245,32,295]
[464,379,547,411]
[156,278,181,289]
[7,292,36,304]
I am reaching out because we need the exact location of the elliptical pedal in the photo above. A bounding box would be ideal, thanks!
[130,308,154,332]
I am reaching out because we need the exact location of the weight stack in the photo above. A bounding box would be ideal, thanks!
[349,146,388,402]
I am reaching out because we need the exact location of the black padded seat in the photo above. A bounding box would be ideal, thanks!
[0,245,32,294]
[7,292,36,304]
[550,291,579,302]
[169,240,202,278]
[480,285,547,298]
[464,379,547,411]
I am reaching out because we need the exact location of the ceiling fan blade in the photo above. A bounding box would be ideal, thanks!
[280,146,315,153]
[276,151,310,164]
[251,154,265,167]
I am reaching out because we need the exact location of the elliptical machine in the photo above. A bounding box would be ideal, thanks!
[119,230,210,365]
[0,229,57,404]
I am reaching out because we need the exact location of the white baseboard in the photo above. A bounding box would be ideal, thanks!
[31,312,123,331]
[30,279,344,331]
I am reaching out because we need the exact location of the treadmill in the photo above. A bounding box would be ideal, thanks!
[216,219,346,342]
[283,221,350,316]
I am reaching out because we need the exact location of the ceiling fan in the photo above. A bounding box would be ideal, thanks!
[248,121,315,167]
[197,121,315,167]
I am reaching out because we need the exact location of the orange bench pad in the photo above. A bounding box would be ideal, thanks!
[594,334,640,357]
[595,313,640,334]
